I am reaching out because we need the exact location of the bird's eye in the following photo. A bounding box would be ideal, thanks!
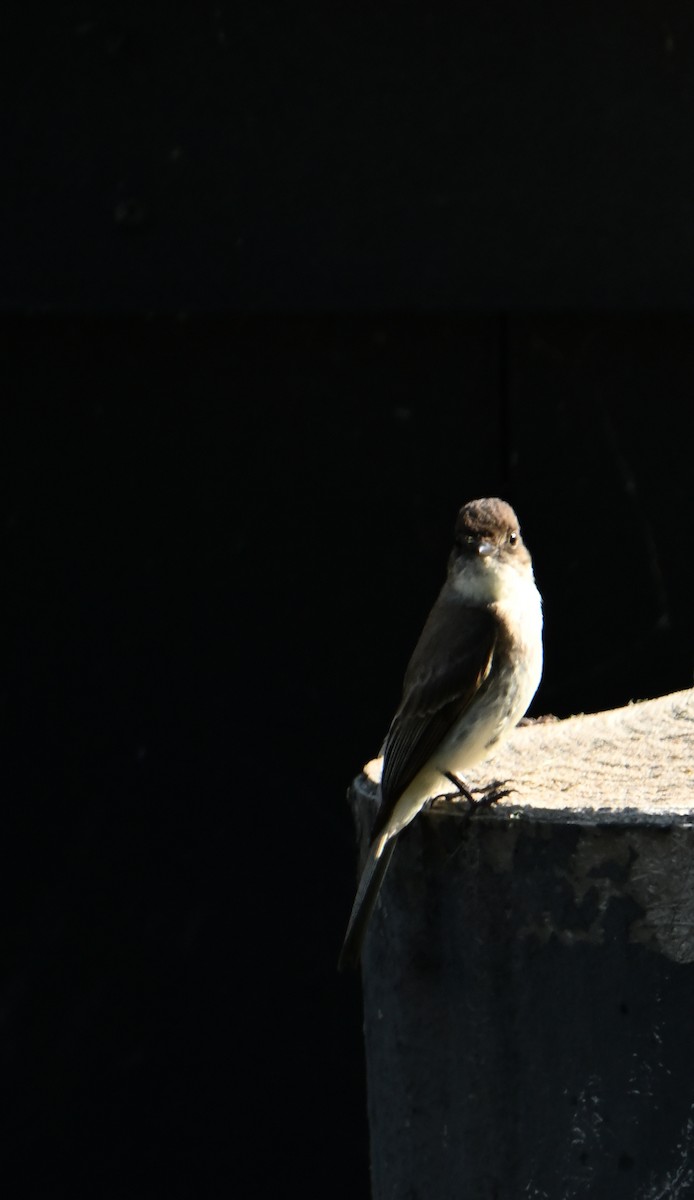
[509,531,518,546]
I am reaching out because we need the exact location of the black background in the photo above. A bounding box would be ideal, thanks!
[3,4,693,1197]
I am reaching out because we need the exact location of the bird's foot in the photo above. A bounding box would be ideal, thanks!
[433,771,516,811]
[470,778,517,808]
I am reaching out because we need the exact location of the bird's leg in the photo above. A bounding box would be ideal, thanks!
[441,770,477,805]
[431,771,517,811]
[427,770,475,809]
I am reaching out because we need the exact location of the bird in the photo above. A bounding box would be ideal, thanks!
[339,497,543,970]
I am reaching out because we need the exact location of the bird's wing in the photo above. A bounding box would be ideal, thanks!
[375,598,496,836]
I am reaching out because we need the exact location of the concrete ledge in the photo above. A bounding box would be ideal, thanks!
[357,687,694,823]
[349,689,694,1199]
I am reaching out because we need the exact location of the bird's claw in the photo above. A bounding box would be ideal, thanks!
[473,778,517,807]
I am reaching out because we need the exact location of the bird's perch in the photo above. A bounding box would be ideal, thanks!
[348,689,694,1200]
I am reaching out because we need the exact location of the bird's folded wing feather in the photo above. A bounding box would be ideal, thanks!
[375,598,496,836]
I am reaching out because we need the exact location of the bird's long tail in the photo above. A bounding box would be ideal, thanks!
[338,836,396,971]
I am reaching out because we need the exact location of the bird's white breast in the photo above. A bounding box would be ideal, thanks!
[382,559,543,843]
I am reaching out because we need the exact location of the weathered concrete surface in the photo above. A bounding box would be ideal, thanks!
[350,689,694,1200]
[360,687,694,821]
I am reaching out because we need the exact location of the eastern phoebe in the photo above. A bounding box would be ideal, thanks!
[339,497,543,970]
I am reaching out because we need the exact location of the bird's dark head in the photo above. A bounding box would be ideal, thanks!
[449,498,533,591]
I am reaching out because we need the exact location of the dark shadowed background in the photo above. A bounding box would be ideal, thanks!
[2,4,693,1197]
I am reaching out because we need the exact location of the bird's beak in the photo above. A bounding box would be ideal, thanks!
[477,541,496,557]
